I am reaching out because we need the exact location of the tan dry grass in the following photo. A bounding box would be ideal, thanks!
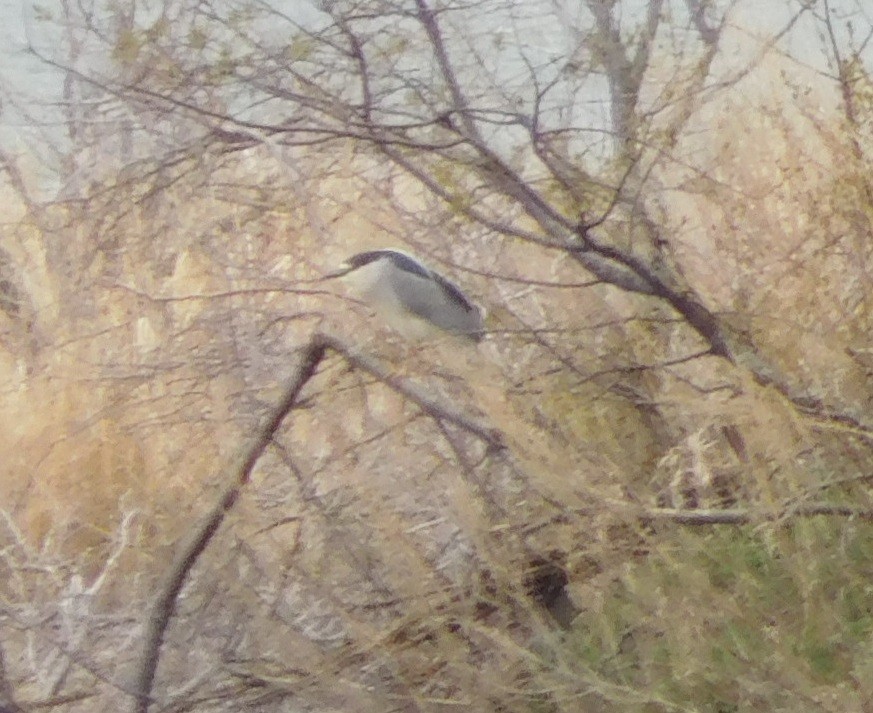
[3,63,873,712]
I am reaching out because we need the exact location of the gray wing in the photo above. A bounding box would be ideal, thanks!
[393,268,483,338]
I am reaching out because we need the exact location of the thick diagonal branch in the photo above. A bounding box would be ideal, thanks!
[131,337,328,713]
[130,333,500,713]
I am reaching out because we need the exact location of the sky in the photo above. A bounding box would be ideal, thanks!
[0,0,869,197]
[0,0,70,193]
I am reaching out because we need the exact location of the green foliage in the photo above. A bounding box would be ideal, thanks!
[564,522,873,708]
[188,26,208,51]
[209,47,236,83]
[285,36,315,63]
[112,28,142,66]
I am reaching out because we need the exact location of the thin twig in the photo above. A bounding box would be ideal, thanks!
[642,503,873,525]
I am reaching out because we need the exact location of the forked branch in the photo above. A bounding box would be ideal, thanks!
[130,333,500,713]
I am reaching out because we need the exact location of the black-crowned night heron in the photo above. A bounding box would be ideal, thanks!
[325,248,484,342]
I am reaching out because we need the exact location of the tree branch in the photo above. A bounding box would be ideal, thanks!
[0,644,25,713]
[130,333,502,712]
[319,334,504,450]
[643,503,873,525]
[131,336,328,713]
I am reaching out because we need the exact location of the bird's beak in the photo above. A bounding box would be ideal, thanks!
[321,264,351,281]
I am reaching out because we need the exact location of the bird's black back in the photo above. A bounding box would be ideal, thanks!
[349,249,477,314]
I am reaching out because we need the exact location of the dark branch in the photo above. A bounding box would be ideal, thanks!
[319,334,504,449]
[644,503,873,525]
[130,333,501,712]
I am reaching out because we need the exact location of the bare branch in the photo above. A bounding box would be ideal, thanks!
[685,0,721,45]
[131,332,502,711]
[319,334,504,449]
[643,503,873,526]
[131,336,328,713]
[586,0,640,146]
[0,644,25,713]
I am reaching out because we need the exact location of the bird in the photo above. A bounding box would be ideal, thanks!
[324,248,484,342]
